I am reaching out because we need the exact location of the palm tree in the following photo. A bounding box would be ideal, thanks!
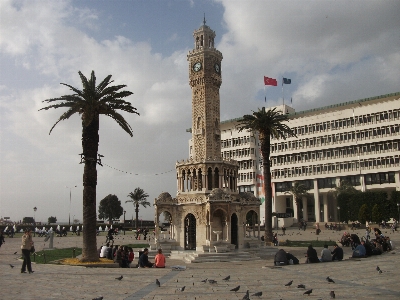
[237,107,295,245]
[286,181,310,221]
[126,188,150,230]
[40,71,139,262]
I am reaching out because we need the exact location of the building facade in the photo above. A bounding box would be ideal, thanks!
[220,93,400,226]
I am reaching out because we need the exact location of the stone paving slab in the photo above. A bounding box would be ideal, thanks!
[1,227,399,299]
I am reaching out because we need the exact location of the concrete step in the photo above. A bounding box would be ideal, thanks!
[169,250,260,263]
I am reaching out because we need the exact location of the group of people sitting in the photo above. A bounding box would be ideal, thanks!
[137,248,166,268]
[98,244,166,268]
[274,243,344,266]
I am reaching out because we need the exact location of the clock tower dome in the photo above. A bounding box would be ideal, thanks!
[187,18,223,161]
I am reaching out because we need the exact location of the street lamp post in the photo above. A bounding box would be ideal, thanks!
[33,207,37,237]
[337,206,341,231]
[123,210,126,235]
[321,210,323,222]
[66,185,77,226]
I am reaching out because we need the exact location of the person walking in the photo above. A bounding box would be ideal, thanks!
[21,228,34,273]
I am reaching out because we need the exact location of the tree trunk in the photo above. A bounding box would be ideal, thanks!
[261,134,273,245]
[80,115,100,262]
[135,203,139,230]
[295,198,301,222]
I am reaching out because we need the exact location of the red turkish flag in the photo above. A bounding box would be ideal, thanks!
[264,76,277,86]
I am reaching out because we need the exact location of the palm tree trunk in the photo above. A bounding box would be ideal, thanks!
[295,198,301,221]
[80,115,100,262]
[135,203,139,230]
[261,135,273,245]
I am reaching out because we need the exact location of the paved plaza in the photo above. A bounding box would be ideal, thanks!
[1,226,400,299]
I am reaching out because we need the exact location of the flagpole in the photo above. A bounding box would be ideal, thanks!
[282,77,284,106]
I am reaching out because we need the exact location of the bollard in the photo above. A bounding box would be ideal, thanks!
[73,248,76,258]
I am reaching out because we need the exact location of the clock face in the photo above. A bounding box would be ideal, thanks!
[193,62,202,72]
[214,63,220,73]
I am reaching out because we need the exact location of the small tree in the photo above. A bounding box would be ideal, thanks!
[371,204,382,224]
[286,181,310,221]
[23,217,34,224]
[48,216,57,224]
[358,204,369,224]
[98,194,124,223]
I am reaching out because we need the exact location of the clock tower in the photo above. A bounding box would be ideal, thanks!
[154,20,260,253]
[187,18,223,161]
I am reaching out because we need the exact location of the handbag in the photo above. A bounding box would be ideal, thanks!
[30,246,35,253]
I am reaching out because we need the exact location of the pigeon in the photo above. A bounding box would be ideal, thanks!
[208,279,217,284]
[177,286,186,292]
[200,278,208,283]
[297,284,306,289]
[223,275,230,281]
[230,285,240,292]
[326,276,335,283]
[376,266,381,272]
[285,280,293,287]
[242,291,250,300]
[13,251,18,255]
[9,264,14,269]
[330,290,336,299]
[156,279,160,287]
[115,275,123,281]
[304,289,313,296]
[379,270,383,274]
[92,297,103,300]
[252,291,262,297]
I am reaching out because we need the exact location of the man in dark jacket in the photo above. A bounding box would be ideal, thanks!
[274,249,288,266]
[138,248,153,268]
[306,245,319,263]
[331,244,344,261]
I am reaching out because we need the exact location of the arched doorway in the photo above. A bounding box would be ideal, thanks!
[230,213,238,249]
[184,213,196,250]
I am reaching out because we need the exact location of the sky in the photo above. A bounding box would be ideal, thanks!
[0,0,399,224]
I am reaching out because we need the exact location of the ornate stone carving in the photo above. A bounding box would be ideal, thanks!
[155,192,176,205]
[238,192,261,204]
[208,188,230,201]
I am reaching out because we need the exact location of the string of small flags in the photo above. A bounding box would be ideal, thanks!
[103,163,175,176]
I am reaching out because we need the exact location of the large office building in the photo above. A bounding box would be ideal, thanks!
[219,92,400,226]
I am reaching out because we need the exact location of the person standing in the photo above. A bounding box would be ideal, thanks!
[0,231,5,248]
[155,249,166,268]
[21,228,34,273]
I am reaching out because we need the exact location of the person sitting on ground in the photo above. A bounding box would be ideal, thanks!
[274,249,288,266]
[350,234,361,250]
[99,243,108,258]
[114,246,123,266]
[155,249,166,268]
[128,247,134,267]
[286,251,299,265]
[120,246,129,268]
[138,248,153,268]
[352,240,366,257]
[331,244,344,261]
[306,245,320,263]
[106,243,113,260]
[320,244,331,262]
